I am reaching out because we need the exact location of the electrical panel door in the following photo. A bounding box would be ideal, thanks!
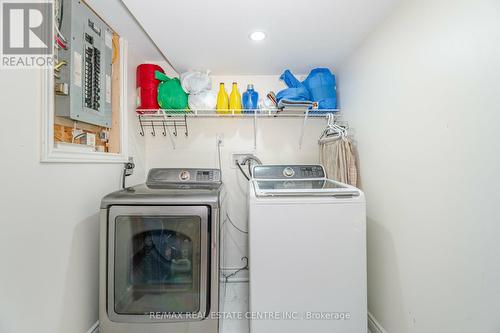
[55,0,113,127]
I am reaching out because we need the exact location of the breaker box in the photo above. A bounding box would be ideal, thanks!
[55,0,113,127]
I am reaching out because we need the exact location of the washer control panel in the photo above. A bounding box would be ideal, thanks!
[298,166,324,178]
[253,165,325,179]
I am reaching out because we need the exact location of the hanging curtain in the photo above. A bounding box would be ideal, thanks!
[319,136,358,187]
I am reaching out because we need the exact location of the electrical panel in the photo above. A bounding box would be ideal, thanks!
[55,0,113,127]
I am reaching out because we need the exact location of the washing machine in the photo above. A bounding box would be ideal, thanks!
[99,168,222,333]
[248,165,367,333]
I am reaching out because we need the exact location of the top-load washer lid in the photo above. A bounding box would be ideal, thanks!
[251,165,360,197]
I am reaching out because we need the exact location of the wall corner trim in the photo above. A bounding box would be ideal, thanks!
[368,312,388,333]
[87,320,99,333]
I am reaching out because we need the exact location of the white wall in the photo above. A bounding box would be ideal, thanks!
[338,0,500,332]
[0,46,151,333]
[145,75,327,271]
[0,0,176,330]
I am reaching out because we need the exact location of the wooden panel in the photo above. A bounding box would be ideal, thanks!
[54,123,108,150]
[108,33,121,154]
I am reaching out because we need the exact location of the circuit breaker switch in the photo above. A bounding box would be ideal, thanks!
[55,83,69,96]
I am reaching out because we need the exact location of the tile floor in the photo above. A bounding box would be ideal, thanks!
[96,284,371,333]
[220,281,250,333]
[220,281,372,333]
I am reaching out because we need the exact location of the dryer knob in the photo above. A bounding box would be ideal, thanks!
[283,167,295,178]
[179,170,191,181]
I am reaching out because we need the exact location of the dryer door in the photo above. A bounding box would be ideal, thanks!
[107,205,209,323]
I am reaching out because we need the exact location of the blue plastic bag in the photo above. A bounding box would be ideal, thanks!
[280,70,303,88]
[276,70,310,102]
[303,68,337,110]
[276,68,337,110]
[276,87,310,102]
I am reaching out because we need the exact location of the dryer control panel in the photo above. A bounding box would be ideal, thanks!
[253,165,325,179]
[147,168,222,185]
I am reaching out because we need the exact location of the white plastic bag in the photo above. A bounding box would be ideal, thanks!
[188,90,217,110]
[180,70,211,94]
[258,96,277,109]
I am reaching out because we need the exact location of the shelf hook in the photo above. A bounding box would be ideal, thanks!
[161,121,167,136]
[173,120,178,137]
[138,116,145,136]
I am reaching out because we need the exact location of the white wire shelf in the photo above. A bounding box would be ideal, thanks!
[136,108,343,150]
[136,108,341,118]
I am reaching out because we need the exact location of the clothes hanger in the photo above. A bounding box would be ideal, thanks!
[319,114,337,138]
[319,114,343,141]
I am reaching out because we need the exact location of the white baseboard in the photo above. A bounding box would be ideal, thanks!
[368,312,387,333]
[87,320,99,333]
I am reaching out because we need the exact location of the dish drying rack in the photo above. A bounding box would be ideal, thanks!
[136,108,342,149]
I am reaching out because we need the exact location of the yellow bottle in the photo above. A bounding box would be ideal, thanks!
[216,82,229,113]
[229,82,242,114]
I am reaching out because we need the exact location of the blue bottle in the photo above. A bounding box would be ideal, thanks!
[242,84,259,113]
